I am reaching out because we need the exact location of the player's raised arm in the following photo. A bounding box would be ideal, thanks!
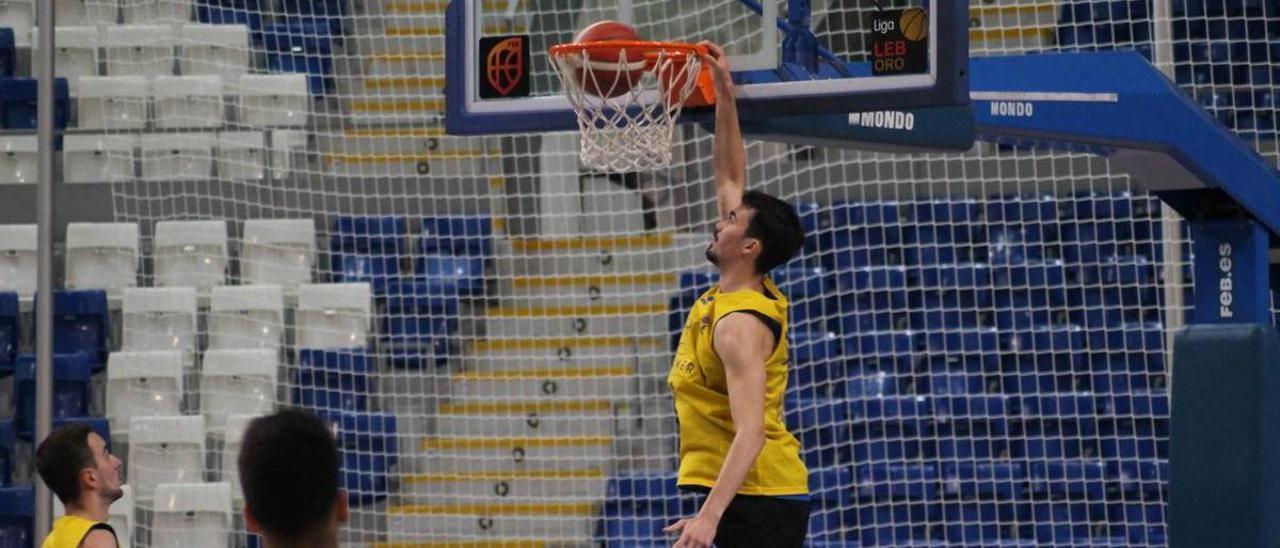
[700,41,746,222]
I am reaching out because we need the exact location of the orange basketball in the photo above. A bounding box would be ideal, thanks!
[574,20,647,98]
[900,8,928,42]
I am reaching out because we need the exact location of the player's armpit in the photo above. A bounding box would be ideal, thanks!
[79,528,118,548]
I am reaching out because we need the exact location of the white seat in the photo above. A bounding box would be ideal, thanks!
[200,349,275,438]
[55,0,119,26]
[64,135,135,184]
[271,130,308,180]
[53,485,134,548]
[0,0,33,47]
[221,414,258,503]
[103,24,176,78]
[216,131,265,181]
[153,220,228,291]
[237,74,308,128]
[152,482,232,548]
[65,222,139,293]
[140,133,214,181]
[0,224,36,296]
[0,136,37,184]
[77,76,148,130]
[31,26,101,94]
[239,219,315,288]
[178,24,249,85]
[106,350,184,441]
[154,75,224,129]
[207,285,284,350]
[296,283,373,349]
[127,415,206,503]
[122,287,197,358]
[122,0,192,24]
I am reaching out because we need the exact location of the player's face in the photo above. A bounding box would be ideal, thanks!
[706,206,755,267]
[86,433,125,503]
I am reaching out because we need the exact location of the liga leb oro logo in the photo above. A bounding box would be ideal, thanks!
[480,35,530,99]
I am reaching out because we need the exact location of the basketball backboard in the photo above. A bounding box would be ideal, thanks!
[445,0,969,135]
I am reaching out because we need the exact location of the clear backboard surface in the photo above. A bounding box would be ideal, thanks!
[445,0,969,135]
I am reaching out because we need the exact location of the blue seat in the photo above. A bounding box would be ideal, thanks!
[1030,459,1107,500]
[605,472,692,514]
[911,199,980,224]
[421,216,493,258]
[413,255,486,297]
[318,410,396,505]
[0,486,32,547]
[809,465,854,507]
[828,201,903,266]
[924,327,1000,370]
[784,396,850,466]
[0,29,13,78]
[597,510,669,546]
[941,461,1025,500]
[927,367,983,396]
[988,194,1058,225]
[197,1,266,43]
[1070,285,1158,331]
[788,330,843,397]
[262,20,335,94]
[990,261,1067,329]
[0,292,16,374]
[1111,458,1167,500]
[1031,501,1096,544]
[932,394,1011,435]
[1091,322,1164,372]
[380,281,458,369]
[294,348,372,412]
[0,78,69,130]
[14,353,91,440]
[0,421,11,486]
[910,263,991,328]
[942,501,1020,545]
[42,289,110,370]
[849,397,932,462]
[846,370,896,398]
[771,266,832,332]
[795,202,825,261]
[278,0,346,34]
[846,330,919,372]
[856,464,938,543]
[1004,326,1086,372]
[935,437,1005,461]
[987,226,1046,264]
[1114,501,1166,545]
[832,266,909,332]
[330,216,407,289]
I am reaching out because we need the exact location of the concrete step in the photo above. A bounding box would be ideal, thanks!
[386,503,597,544]
[414,435,614,473]
[496,233,679,277]
[483,303,667,337]
[400,469,607,505]
[462,336,662,370]
[502,273,677,307]
[434,400,620,438]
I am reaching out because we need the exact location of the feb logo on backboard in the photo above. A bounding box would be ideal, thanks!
[870,8,928,76]
[480,35,530,99]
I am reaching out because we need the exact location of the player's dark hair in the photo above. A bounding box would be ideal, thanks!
[238,409,340,539]
[741,190,805,275]
[34,423,96,505]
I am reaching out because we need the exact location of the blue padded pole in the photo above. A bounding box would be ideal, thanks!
[1168,219,1278,548]
[781,0,817,73]
[735,0,848,73]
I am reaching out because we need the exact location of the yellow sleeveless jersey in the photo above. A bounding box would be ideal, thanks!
[667,277,808,496]
[43,515,116,548]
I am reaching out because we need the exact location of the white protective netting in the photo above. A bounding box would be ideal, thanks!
[19,0,1280,545]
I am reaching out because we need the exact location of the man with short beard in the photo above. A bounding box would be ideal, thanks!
[35,423,124,548]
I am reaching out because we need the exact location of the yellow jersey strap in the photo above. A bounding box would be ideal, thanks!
[709,279,787,349]
[42,515,116,548]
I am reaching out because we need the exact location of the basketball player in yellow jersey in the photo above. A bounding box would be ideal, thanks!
[664,42,810,548]
[34,423,124,548]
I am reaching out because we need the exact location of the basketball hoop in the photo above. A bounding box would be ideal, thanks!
[550,40,714,172]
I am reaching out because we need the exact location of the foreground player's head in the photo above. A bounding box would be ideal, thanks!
[35,422,124,513]
[706,190,805,276]
[239,409,348,548]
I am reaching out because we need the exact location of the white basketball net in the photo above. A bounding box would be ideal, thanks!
[552,45,706,172]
